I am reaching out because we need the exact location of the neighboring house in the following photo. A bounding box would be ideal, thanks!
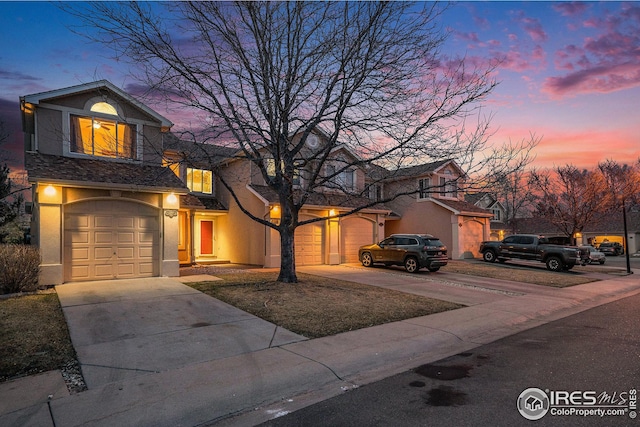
[514,212,640,254]
[23,81,493,284]
[466,192,508,241]
[381,161,494,259]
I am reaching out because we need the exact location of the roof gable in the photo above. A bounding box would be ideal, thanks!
[21,80,173,129]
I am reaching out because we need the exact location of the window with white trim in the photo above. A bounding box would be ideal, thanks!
[187,168,213,194]
[70,114,137,159]
[418,178,431,199]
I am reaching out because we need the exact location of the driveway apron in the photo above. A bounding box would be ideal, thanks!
[55,277,307,388]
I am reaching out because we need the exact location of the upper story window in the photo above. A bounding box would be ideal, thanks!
[439,171,458,198]
[492,207,502,221]
[70,115,137,160]
[418,178,431,199]
[327,165,354,190]
[187,168,213,194]
[266,158,301,185]
[369,184,383,201]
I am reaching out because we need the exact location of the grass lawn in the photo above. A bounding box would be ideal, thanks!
[0,292,77,382]
[189,272,464,338]
[443,260,599,287]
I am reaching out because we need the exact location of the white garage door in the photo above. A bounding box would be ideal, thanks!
[64,200,160,282]
[295,219,324,266]
[341,217,375,263]
[461,220,484,259]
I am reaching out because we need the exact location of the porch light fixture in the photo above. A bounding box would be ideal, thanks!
[167,192,178,204]
[44,185,56,197]
[270,204,281,220]
[329,209,337,217]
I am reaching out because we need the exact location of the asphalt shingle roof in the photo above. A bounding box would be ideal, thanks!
[25,152,188,192]
[249,185,391,211]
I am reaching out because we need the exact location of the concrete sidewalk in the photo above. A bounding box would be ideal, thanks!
[1,266,639,426]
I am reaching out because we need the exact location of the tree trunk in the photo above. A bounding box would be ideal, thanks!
[277,222,297,283]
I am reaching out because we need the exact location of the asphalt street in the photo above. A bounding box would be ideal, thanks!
[260,290,640,427]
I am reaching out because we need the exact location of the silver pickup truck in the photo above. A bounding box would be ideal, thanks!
[479,234,588,272]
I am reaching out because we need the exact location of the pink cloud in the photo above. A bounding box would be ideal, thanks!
[513,12,548,42]
[544,4,640,98]
[552,2,589,17]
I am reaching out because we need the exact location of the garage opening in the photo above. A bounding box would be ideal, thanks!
[64,200,160,282]
[340,217,375,263]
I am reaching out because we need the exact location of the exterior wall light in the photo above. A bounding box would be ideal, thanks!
[44,185,57,197]
[167,193,178,204]
[270,204,281,220]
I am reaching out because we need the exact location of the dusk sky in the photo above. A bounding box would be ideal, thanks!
[1,1,639,174]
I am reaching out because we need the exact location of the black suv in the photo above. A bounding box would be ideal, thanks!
[358,234,448,273]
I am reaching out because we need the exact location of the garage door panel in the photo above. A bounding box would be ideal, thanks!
[117,247,135,259]
[95,232,114,244]
[138,217,158,230]
[66,214,89,229]
[69,231,89,244]
[65,200,159,282]
[95,264,115,278]
[70,266,90,280]
[139,232,155,244]
[71,248,90,261]
[139,247,154,258]
[94,216,114,228]
[138,262,155,275]
[117,232,135,243]
[94,247,113,260]
[116,263,135,276]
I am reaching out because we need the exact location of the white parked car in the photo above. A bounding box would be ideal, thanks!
[580,246,605,265]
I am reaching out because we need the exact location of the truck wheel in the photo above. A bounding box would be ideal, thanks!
[361,252,373,267]
[404,257,419,273]
[483,250,497,263]
[546,256,563,272]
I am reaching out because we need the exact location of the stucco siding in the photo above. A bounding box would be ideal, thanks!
[35,108,64,156]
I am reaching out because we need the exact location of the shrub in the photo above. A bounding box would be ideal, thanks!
[0,245,40,295]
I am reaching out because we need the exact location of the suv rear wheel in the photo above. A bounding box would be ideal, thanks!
[483,250,497,263]
[361,252,373,267]
[404,256,419,273]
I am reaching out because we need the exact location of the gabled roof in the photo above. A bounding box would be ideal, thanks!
[370,159,466,182]
[248,184,391,212]
[430,198,494,217]
[164,134,239,168]
[25,152,188,193]
[21,80,173,129]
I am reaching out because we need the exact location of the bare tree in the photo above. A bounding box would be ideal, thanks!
[528,165,607,243]
[0,121,25,242]
[65,1,536,282]
[598,159,640,272]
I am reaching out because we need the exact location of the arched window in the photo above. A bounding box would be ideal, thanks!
[90,101,118,116]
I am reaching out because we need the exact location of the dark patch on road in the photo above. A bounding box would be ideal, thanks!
[191,322,212,328]
[457,352,473,357]
[426,385,468,406]
[409,381,426,387]
[414,364,472,380]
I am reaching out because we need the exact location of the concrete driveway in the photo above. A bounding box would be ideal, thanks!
[56,276,306,388]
